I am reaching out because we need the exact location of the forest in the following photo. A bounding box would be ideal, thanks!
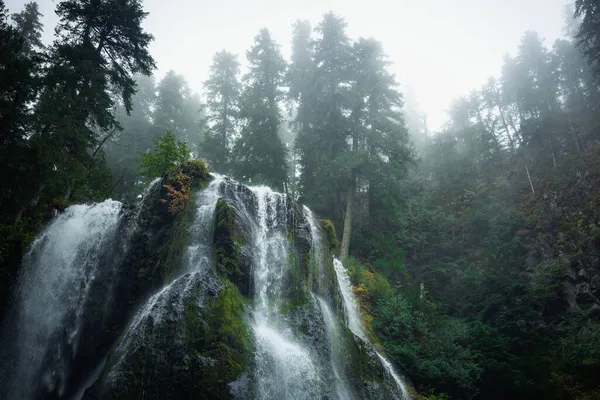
[1,0,600,399]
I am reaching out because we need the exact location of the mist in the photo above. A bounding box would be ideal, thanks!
[1,0,600,399]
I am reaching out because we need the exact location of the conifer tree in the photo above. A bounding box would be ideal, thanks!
[232,29,287,189]
[202,50,241,173]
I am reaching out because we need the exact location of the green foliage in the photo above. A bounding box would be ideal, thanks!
[232,28,288,190]
[319,219,338,250]
[575,0,600,76]
[138,131,190,179]
[202,50,241,173]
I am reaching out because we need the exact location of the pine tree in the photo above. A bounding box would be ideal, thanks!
[0,0,40,218]
[285,20,313,197]
[340,37,411,263]
[296,12,353,220]
[232,28,288,189]
[154,70,203,156]
[11,1,43,54]
[32,0,155,201]
[105,74,159,199]
[202,50,241,173]
[574,0,600,76]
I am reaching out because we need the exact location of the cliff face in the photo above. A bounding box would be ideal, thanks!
[522,145,600,318]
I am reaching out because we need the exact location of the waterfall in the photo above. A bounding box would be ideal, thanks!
[2,200,124,399]
[332,257,410,399]
[316,296,354,400]
[244,186,322,400]
[98,174,227,389]
[0,170,412,399]
[333,257,368,340]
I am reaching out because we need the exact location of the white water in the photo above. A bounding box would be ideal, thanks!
[8,200,123,399]
[106,174,227,381]
[316,296,354,400]
[333,257,367,340]
[244,186,322,400]
[186,174,226,272]
[332,257,410,399]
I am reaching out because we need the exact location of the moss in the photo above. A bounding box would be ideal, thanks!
[185,279,252,383]
[213,198,251,296]
[143,191,196,284]
[320,219,339,250]
[181,159,210,187]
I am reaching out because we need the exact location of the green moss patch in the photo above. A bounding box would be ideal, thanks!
[319,219,338,251]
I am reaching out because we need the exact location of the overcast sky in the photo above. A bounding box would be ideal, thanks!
[8,0,571,130]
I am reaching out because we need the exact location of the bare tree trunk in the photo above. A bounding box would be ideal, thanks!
[525,164,535,195]
[340,169,356,266]
[568,115,582,154]
[549,137,557,168]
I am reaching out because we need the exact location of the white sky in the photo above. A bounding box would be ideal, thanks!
[8,0,570,130]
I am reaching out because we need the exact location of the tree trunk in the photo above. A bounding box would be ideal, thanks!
[568,115,582,154]
[340,169,356,266]
[525,164,535,195]
[549,136,557,168]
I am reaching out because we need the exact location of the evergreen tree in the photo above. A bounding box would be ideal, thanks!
[285,20,313,195]
[32,0,155,202]
[574,0,600,76]
[154,71,204,156]
[202,50,241,173]
[0,0,40,218]
[232,28,287,189]
[105,74,160,199]
[296,12,353,221]
[11,1,43,54]
[340,37,412,263]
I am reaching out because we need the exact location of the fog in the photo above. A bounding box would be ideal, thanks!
[8,0,567,130]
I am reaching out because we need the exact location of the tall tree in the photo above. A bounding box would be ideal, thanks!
[285,20,313,195]
[202,50,241,173]
[105,74,159,199]
[11,1,43,54]
[296,12,353,221]
[0,0,40,218]
[574,0,600,76]
[232,28,288,189]
[340,37,411,263]
[32,0,155,202]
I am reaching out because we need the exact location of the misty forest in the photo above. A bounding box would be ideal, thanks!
[1,0,600,399]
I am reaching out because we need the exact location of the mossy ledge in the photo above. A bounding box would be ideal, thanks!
[135,159,211,287]
[319,219,338,251]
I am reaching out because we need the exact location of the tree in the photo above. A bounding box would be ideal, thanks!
[574,0,600,77]
[11,1,43,54]
[154,71,204,156]
[31,0,155,202]
[138,131,189,179]
[0,0,41,220]
[202,50,241,173]
[232,29,288,189]
[296,12,353,221]
[340,37,411,264]
[285,20,313,195]
[105,74,160,199]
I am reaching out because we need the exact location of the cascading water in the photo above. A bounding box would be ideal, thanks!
[316,296,354,400]
[1,169,412,399]
[1,200,123,399]
[244,187,322,400]
[333,258,410,399]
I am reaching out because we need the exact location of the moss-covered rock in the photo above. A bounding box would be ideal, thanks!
[319,219,338,251]
[85,273,253,400]
[213,198,252,297]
